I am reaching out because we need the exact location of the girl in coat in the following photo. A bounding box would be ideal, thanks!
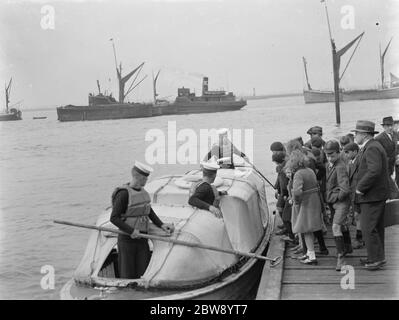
[286,150,323,264]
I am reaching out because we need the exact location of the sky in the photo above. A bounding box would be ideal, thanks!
[1,0,399,108]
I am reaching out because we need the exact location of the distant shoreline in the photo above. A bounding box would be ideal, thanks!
[240,92,304,100]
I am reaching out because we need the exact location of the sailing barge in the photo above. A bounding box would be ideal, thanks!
[0,78,22,122]
[60,157,273,300]
[302,2,399,104]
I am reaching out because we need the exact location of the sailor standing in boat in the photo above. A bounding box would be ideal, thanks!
[204,128,249,168]
[110,161,174,279]
[188,162,227,218]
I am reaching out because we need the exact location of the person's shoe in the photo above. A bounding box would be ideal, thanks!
[335,254,346,271]
[280,235,294,242]
[289,244,301,251]
[300,258,318,265]
[360,258,386,266]
[296,254,308,261]
[292,247,305,255]
[364,260,386,270]
[353,239,365,249]
[275,229,288,236]
[316,249,329,255]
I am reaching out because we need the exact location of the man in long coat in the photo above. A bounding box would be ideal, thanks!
[352,120,390,270]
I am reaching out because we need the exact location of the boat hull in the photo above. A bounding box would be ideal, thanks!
[60,233,268,300]
[173,100,246,114]
[56,103,154,122]
[304,86,399,104]
[0,110,22,121]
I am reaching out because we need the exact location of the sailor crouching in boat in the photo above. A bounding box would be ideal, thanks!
[204,128,249,168]
[188,162,227,219]
[110,161,174,279]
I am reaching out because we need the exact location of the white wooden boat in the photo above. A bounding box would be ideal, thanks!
[60,157,273,300]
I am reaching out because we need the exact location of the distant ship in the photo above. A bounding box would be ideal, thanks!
[57,41,154,122]
[302,2,399,104]
[167,77,246,114]
[0,78,22,122]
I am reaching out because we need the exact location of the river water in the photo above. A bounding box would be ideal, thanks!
[0,97,398,299]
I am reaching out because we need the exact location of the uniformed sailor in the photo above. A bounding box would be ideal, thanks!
[188,162,227,218]
[204,128,248,167]
[110,161,174,279]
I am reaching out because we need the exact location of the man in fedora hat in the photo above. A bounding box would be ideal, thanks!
[110,161,175,279]
[188,161,228,218]
[375,116,397,176]
[352,120,390,270]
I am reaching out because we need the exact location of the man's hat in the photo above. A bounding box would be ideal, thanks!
[133,161,153,177]
[343,142,359,153]
[351,120,379,134]
[217,128,229,135]
[270,141,285,152]
[307,126,323,135]
[381,116,394,126]
[324,140,340,154]
[201,161,220,174]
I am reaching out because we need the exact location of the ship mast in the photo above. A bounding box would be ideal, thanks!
[302,57,312,90]
[380,37,393,89]
[5,78,12,113]
[322,0,363,124]
[109,38,147,103]
[152,70,161,105]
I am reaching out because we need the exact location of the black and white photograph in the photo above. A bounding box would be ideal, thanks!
[0,0,398,304]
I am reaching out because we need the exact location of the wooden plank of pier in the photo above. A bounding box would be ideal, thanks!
[257,214,399,300]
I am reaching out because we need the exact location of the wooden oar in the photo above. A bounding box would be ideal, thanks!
[54,219,282,266]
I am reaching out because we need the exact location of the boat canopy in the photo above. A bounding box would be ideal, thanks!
[73,163,269,289]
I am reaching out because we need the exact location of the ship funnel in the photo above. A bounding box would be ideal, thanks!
[202,77,208,95]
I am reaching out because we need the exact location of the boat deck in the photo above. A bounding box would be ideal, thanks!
[256,214,399,300]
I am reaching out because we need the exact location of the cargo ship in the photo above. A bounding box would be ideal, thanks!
[168,77,246,114]
[0,78,22,122]
[57,41,154,122]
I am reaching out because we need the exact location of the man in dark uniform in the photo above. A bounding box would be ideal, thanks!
[188,162,227,218]
[110,161,174,279]
[204,128,248,167]
[352,120,390,270]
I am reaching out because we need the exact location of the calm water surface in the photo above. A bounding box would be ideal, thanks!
[0,97,398,299]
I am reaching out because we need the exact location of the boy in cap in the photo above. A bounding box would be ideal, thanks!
[324,140,352,271]
[110,161,175,279]
[343,142,364,249]
[188,162,227,218]
[305,126,325,149]
[271,152,292,237]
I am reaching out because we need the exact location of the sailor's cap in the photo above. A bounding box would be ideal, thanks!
[133,161,153,177]
[217,128,229,135]
[200,161,220,171]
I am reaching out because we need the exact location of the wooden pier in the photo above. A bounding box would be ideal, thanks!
[257,214,399,300]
